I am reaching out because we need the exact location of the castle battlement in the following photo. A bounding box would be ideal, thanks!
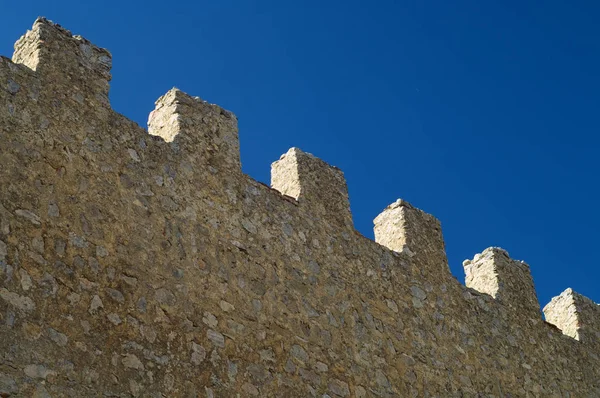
[0,18,598,397]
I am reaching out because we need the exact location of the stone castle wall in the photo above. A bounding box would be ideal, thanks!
[0,18,598,397]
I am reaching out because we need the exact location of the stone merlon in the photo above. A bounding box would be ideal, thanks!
[271,147,352,228]
[373,199,449,274]
[463,247,540,320]
[148,88,240,172]
[544,288,600,345]
[12,17,112,105]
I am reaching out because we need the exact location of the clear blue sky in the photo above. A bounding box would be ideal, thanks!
[2,1,599,308]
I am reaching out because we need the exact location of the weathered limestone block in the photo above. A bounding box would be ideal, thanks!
[463,247,540,319]
[271,148,352,228]
[373,199,449,273]
[148,88,240,173]
[544,288,600,345]
[12,17,112,105]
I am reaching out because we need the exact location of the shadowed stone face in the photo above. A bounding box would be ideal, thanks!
[0,17,598,397]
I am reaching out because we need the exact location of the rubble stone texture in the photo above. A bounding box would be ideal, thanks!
[0,18,599,397]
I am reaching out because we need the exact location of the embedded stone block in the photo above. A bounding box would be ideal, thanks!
[544,288,600,344]
[148,88,240,172]
[373,199,448,272]
[12,17,112,104]
[463,248,540,318]
[271,148,352,228]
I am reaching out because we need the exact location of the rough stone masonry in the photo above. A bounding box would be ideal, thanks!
[0,18,599,397]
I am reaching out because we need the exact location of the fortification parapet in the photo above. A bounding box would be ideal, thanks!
[373,199,449,273]
[12,17,112,106]
[544,288,600,345]
[1,17,600,397]
[463,247,540,319]
[271,147,352,228]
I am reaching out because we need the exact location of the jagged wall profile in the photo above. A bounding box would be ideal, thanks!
[0,18,598,397]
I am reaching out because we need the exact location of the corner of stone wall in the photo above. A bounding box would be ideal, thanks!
[463,247,540,320]
[12,17,112,106]
[543,288,600,345]
[373,199,449,274]
[148,88,241,173]
[270,148,352,229]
